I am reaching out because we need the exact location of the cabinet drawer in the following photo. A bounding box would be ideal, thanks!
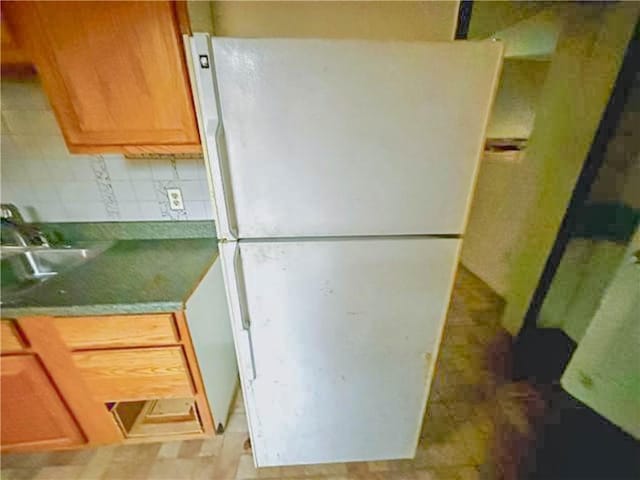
[1,320,25,353]
[72,347,193,402]
[53,314,178,349]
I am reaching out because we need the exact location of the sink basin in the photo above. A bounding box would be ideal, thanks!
[1,242,113,299]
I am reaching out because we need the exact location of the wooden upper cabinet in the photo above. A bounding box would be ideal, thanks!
[1,355,85,451]
[3,1,200,154]
[0,11,31,69]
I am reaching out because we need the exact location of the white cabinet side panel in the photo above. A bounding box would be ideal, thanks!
[185,256,239,429]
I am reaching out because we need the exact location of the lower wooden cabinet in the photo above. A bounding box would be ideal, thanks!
[0,312,223,452]
[0,355,84,451]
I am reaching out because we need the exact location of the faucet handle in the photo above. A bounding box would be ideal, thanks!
[0,204,24,223]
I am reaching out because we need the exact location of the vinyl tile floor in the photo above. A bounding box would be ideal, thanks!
[1,267,534,480]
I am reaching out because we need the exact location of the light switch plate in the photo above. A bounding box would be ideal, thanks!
[166,188,184,210]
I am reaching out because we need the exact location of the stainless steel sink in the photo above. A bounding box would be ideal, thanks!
[0,242,113,298]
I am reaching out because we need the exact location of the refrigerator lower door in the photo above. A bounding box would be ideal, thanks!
[220,237,461,466]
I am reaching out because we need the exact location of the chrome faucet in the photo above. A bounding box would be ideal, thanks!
[0,204,50,248]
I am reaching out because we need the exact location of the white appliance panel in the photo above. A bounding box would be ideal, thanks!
[221,237,460,466]
[210,38,502,238]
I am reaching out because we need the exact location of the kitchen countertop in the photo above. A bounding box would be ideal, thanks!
[1,222,218,318]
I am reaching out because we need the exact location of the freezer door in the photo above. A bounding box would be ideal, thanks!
[205,38,502,238]
[221,237,461,466]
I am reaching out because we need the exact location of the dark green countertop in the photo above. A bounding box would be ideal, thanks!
[1,222,218,318]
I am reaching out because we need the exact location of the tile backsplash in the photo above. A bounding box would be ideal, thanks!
[0,78,214,222]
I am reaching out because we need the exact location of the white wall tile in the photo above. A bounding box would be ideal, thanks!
[118,202,142,220]
[25,159,53,182]
[2,110,60,135]
[1,80,50,110]
[110,180,136,201]
[1,78,213,222]
[59,182,102,203]
[103,154,130,180]
[126,158,152,180]
[175,159,206,180]
[72,156,98,180]
[63,201,109,222]
[1,158,29,183]
[185,201,208,220]
[0,117,9,134]
[23,203,67,223]
[45,157,76,182]
[150,159,176,180]
[139,201,164,220]
[30,181,61,204]
[12,134,44,160]
[35,135,71,160]
[132,180,157,201]
[180,180,208,202]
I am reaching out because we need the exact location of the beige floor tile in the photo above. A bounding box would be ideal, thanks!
[345,461,370,475]
[235,454,258,479]
[225,412,249,433]
[78,446,116,479]
[1,453,51,470]
[413,471,437,480]
[302,462,349,476]
[190,457,217,480]
[146,458,199,479]
[37,450,93,467]
[157,441,183,459]
[419,442,473,469]
[0,468,40,480]
[198,436,223,457]
[279,464,307,477]
[233,391,246,414]
[101,461,152,480]
[367,460,391,472]
[458,465,480,480]
[31,465,83,480]
[212,432,247,479]
[178,439,205,458]
[255,466,284,479]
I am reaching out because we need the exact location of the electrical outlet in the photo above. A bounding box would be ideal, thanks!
[166,188,184,211]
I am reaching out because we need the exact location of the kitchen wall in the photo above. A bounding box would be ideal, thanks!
[484,60,550,140]
[188,1,458,40]
[0,78,214,223]
[460,1,639,335]
[461,59,550,296]
[498,2,640,334]
[537,75,640,342]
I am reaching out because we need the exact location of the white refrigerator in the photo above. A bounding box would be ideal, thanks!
[189,35,502,466]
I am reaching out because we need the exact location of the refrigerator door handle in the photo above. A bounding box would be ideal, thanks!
[233,244,257,380]
[234,246,251,331]
[189,34,238,240]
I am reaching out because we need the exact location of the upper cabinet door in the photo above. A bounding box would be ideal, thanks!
[3,1,200,154]
[203,39,502,238]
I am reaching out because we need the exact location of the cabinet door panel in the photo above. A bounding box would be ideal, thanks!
[3,1,200,153]
[1,320,25,353]
[0,355,84,451]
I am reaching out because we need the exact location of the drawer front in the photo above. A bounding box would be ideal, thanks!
[1,320,25,353]
[53,314,178,349]
[73,347,193,402]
